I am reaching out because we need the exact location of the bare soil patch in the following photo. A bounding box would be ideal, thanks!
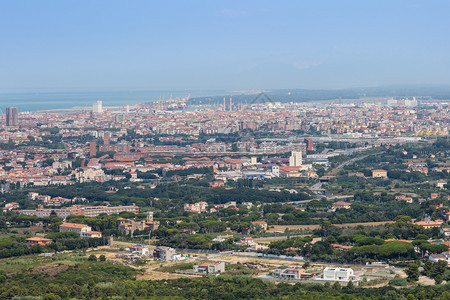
[137,270,201,280]
[31,263,69,280]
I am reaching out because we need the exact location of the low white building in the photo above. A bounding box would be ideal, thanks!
[128,244,151,256]
[193,261,225,274]
[436,180,447,189]
[235,237,255,246]
[213,235,233,243]
[323,267,355,282]
[440,228,450,238]
[274,267,305,280]
[429,252,450,264]
[83,231,102,238]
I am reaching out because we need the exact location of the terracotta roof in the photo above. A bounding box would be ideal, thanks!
[384,239,412,243]
[199,263,211,267]
[26,237,52,242]
[415,221,441,226]
[60,223,88,229]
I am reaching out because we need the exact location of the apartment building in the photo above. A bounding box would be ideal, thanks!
[17,204,139,218]
[59,222,103,238]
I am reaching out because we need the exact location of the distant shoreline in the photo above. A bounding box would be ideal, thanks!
[0,89,229,113]
[33,105,135,114]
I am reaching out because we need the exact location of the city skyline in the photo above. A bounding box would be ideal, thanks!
[1,1,450,298]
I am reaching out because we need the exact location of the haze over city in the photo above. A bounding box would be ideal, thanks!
[1,0,450,92]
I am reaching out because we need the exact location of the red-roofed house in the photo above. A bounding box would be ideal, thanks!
[210,181,225,187]
[415,221,442,229]
[436,180,447,189]
[3,202,19,212]
[430,193,439,199]
[331,244,354,250]
[26,237,52,246]
[60,223,101,238]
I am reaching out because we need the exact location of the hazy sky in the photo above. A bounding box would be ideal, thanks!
[1,1,450,91]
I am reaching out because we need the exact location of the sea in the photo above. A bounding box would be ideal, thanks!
[0,89,232,112]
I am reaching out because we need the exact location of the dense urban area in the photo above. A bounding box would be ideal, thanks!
[0,95,449,299]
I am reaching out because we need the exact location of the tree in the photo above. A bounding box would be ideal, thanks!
[43,293,61,300]
[431,260,448,279]
[345,280,354,291]
[332,281,341,291]
[405,264,419,282]
[99,254,106,262]
[394,215,412,224]
[88,254,97,261]
[435,274,443,285]
[423,260,433,277]
[320,220,333,237]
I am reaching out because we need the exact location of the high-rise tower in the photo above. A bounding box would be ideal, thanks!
[89,141,97,157]
[92,100,103,113]
[104,132,110,146]
[289,151,302,167]
[6,107,18,126]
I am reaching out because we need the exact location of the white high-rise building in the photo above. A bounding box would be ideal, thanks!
[93,100,103,113]
[289,151,302,167]
[272,165,280,177]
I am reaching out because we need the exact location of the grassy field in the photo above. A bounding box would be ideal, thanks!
[0,252,92,274]
[266,221,394,233]
[7,225,45,236]
[0,250,140,290]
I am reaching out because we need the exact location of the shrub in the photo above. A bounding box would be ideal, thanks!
[389,277,407,286]
[88,254,97,261]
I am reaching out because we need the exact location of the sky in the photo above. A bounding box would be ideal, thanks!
[1,0,450,92]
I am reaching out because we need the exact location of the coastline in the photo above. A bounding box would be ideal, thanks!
[0,89,232,113]
[33,105,137,114]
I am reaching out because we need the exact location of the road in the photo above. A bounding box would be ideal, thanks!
[328,150,386,176]
[328,154,370,176]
